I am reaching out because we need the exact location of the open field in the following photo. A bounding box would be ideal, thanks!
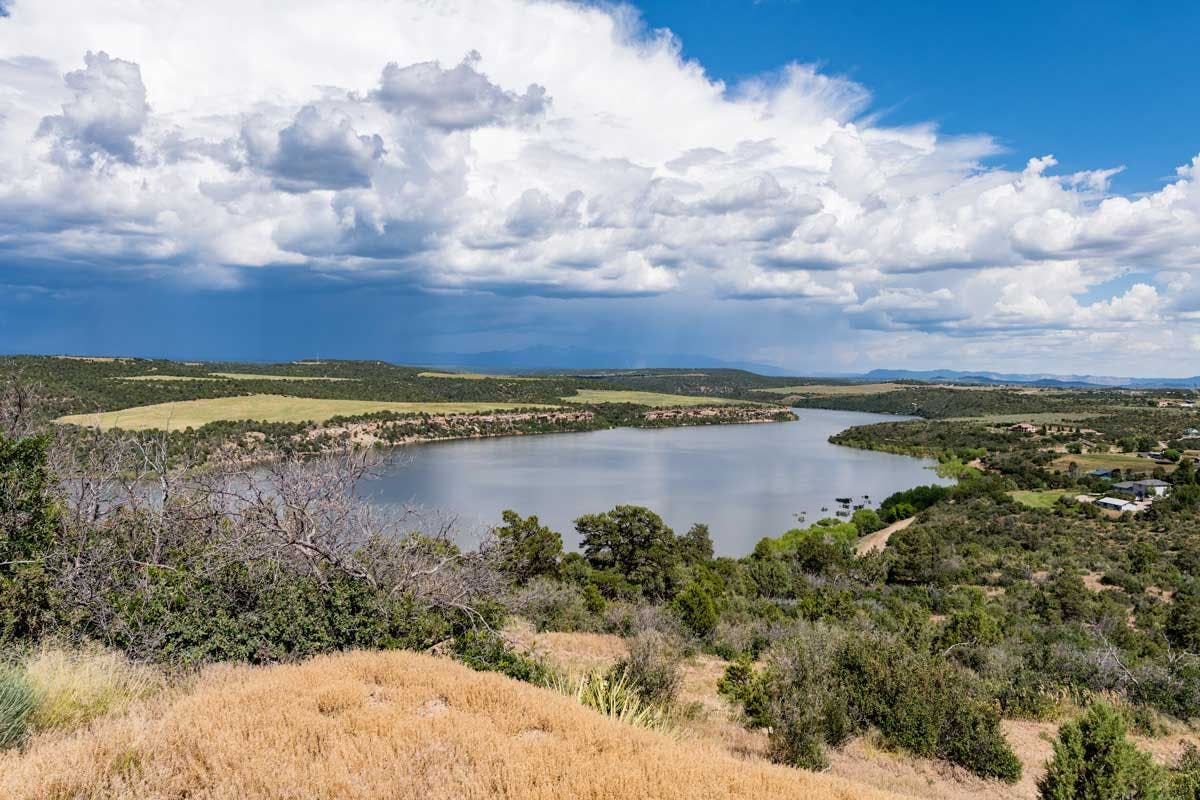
[56,395,557,430]
[114,375,219,381]
[945,411,1114,424]
[116,373,355,382]
[1009,489,1070,509]
[562,389,741,407]
[1048,452,1176,474]
[418,371,538,380]
[756,382,909,396]
[207,372,356,381]
[0,649,909,800]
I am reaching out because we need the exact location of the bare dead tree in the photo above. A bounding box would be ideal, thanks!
[0,373,45,440]
[19,409,504,658]
[1086,621,1140,688]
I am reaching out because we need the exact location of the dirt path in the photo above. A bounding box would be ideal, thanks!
[856,516,916,554]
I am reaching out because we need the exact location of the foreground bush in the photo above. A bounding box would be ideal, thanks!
[450,630,555,685]
[723,624,1022,782]
[613,630,683,707]
[1038,702,1165,799]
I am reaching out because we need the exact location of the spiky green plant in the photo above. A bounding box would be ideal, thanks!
[0,665,36,750]
[551,668,672,732]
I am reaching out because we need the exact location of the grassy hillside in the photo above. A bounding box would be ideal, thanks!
[56,395,556,430]
[562,389,743,407]
[0,650,909,800]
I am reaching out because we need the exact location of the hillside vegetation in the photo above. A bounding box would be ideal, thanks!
[0,649,909,800]
[10,364,1200,798]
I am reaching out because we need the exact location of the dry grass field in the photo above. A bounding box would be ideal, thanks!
[0,650,911,800]
[418,371,539,381]
[56,395,557,431]
[1048,452,1175,474]
[115,373,354,382]
[945,412,1110,424]
[755,383,910,396]
[1008,490,1070,509]
[562,389,741,407]
[207,372,356,381]
[114,375,220,381]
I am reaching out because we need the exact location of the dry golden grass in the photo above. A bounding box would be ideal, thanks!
[1047,452,1176,474]
[115,374,354,382]
[113,375,219,381]
[56,395,558,431]
[23,645,163,734]
[418,371,539,381]
[562,389,741,407]
[207,372,356,381]
[755,383,910,396]
[0,650,911,800]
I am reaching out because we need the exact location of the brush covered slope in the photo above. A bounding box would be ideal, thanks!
[1,649,910,800]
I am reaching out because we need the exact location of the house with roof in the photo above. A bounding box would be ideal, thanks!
[1008,422,1038,434]
[1135,479,1171,497]
[1111,479,1171,499]
[1096,497,1139,513]
[1089,468,1117,480]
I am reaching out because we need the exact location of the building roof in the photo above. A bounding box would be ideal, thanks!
[1136,479,1171,487]
[1089,468,1115,476]
[1097,497,1135,508]
[1112,481,1138,490]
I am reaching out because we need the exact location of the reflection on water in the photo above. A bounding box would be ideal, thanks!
[358,409,951,557]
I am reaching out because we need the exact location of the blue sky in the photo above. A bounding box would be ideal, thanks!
[636,0,1200,195]
[2,0,1199,376]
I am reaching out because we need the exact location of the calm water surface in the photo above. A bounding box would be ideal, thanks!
[359,409,951,556]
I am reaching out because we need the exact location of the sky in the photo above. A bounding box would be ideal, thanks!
[1,0,1199,376]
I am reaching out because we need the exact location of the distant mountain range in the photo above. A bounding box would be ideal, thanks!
[397,348,1200,388]
[852,368,1200,390]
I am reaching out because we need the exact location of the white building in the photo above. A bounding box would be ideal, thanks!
[1096,497,1138,513]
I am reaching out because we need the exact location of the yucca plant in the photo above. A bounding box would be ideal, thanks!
[552,668,672,732]
[0,665,36,750]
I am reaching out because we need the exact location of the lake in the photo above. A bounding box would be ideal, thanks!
[359,408,951,556]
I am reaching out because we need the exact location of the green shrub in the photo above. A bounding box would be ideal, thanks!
[673,582,718,637]
[746,625,1021,782]
[613,630,682,707]
[1038,702,1165,799]
[941,699,1023,783]
[1168,744,1200,800]
[512,578,593,632]
[0,664,35,750]
[450,630,554,685]
[851,507,885,535]
[717,656,771,728]
[494,510,563,584]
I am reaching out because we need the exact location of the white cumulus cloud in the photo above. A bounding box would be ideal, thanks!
[1,0,1199,371]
